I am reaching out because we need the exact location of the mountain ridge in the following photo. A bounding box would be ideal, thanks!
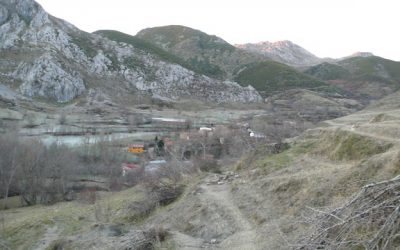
[0,1,262,104]
[236,40,321,67]
[135,25,338,97]
[304,55,400,101]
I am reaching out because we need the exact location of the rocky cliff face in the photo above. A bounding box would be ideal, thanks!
[14,53,85,102]
[236,40,321,67]
[0,0,261,103]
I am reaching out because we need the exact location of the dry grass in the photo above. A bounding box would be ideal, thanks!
[229,110,400,249]
[1,186,144,249]
[312,129,393,161]
[1,161,193,249]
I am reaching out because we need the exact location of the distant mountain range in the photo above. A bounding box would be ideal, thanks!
[304,56,400,100]
[1,0,400,107]
[0,0,261,104]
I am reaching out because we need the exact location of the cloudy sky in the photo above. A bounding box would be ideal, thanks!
[35,0,399,61]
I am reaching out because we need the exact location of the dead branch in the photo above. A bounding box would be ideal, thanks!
[297,176,400,250]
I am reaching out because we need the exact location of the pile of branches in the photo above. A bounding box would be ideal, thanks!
[298,176,400,250]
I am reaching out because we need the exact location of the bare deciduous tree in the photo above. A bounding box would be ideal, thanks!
[0,132,19,209]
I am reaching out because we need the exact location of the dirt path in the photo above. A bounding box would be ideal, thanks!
[322,120,400,143]
[171,175,258,250]
[32,225,59,250]
[200,182,257,250]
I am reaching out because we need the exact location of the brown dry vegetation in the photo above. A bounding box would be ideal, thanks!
[228,109,400,249]
[2,104,400,249]
[0,158,195,250]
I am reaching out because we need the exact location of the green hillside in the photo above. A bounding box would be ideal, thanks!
[306,56,400,83]
[135,25,236,78]
[94,30,194,71]
[136,25,235,53]
[304,62,351,80]
[303,56,400,100]
[136,25,263,79]
[339,56,400,81]
[234,61,327,96]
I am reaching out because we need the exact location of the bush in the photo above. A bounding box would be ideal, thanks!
[193,158,221,173]
[145,225,170,243]
[0,131,126,207]
[59,112,67,125]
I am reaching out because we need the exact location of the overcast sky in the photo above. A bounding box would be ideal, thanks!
[35,0,400,61]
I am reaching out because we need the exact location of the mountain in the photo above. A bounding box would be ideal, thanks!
[236,40,322,67]
[304,62,351,80]
[233,61,328,97]
[136,26,336,97]
[342,51,374,59]
[135,25,266,80]
[305,56,400,101]
[0,1,261,104]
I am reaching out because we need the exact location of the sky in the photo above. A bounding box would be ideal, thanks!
[35,0,400,61]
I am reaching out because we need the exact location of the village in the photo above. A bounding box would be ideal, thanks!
[120,117,266,179]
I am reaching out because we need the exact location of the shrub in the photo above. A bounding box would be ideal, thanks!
[193,158,221,173]
[145,225,170,243]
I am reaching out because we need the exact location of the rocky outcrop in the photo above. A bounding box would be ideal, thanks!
[124,61,262,103]
[0,5,8,25]
[14,54,85,102]
[0,1,261,104]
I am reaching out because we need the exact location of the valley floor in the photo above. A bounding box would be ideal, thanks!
[2,105,400,250]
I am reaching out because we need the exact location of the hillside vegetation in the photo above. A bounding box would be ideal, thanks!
[2,93,400,250]
[304,62,351,80]
[136,25,235,53]
[234,61,328,96]
[135,25,234,79]
[230,107,400,249]
[94,30,195,73]
[136,25,265,79]
[305,56,400,101]
[339,56,400,81]
[136,25,334,97]
[306,56,400,83]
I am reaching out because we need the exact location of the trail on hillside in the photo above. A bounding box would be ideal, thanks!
[200,183,258,250]
[322,120,400,143]
[172,175,258,250]
[32,225,59,250]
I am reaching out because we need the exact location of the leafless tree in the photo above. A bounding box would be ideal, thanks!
[0,131,19,209]
[16,139,47,205]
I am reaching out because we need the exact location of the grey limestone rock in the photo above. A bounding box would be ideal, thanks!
[0,0,262,104]
[15,54,85,102]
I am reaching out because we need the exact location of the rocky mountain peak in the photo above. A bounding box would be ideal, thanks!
[0,0,46,24]
[349,51,374,58]
[236,40,321,67]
